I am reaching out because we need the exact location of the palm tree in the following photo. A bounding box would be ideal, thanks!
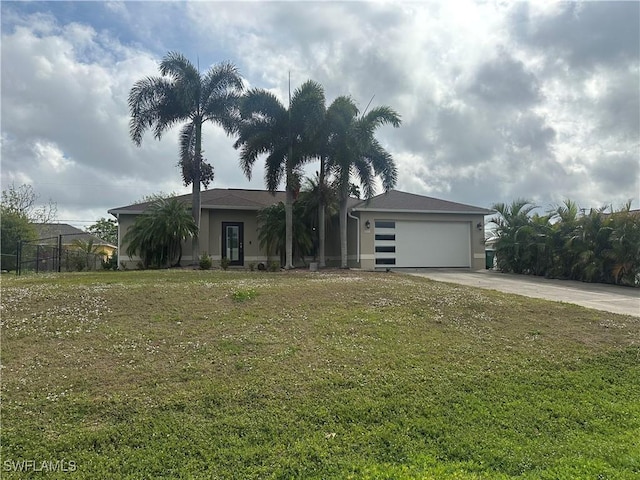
[123,197,198,268]
[326,99,401,268]
[234,80,325,269]
[490,199,538,274]
[313,96,358,267]
[256,201,313,267]
[128,51,244,262]
[298,174,339,261]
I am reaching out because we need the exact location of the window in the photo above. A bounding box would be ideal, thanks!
[375,246,396,253]
[375,221,395,229]
[375,234,395,241]
[375,258,396,265]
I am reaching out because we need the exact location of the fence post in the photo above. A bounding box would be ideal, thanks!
[16,240,21,276]
[35,244,40,273]
[58,235,62,273]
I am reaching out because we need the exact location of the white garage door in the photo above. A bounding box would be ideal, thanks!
[374,220,471,268]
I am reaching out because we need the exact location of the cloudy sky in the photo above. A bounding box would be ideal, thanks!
[1,1,638,228]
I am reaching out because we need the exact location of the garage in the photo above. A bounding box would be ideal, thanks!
[374,220,471,268]
[350,190,492,270]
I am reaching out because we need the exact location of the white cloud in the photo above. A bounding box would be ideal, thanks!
[1,1,638,226]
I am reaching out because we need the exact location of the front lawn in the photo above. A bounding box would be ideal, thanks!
[1,270,638,479]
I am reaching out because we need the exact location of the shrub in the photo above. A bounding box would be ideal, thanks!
[268,260,279,272]
[199,253,212,270]
[220,257,230,271]
[102,251,118,270]
[248,262,255,272]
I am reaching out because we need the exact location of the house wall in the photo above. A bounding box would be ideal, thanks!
[204,208,273,266]
[356,211,487,271]
[322,215,360,268]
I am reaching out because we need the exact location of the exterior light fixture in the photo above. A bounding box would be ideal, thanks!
[365,220,371,229]
[476,222,483,231]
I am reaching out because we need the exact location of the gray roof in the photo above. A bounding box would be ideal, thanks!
[109,189,288,215]
[108,188,491,216]
[32,223,115,247]
[352,190,493,214]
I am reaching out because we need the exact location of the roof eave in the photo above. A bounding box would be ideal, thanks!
[351,207,494,215]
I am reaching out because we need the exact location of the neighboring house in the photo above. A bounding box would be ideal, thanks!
[32,223,116,257]
[108,188,492,270]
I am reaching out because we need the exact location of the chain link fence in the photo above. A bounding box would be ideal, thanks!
[16,233,110,275]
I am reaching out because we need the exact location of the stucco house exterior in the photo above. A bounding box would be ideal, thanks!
[108,188,492,270]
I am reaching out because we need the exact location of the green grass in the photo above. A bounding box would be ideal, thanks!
[1,270,639,479]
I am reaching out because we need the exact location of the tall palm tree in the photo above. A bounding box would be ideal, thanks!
[234,80,325,269]
[326,100,401,268]
[128,51,244,262]
[312,96,358,267]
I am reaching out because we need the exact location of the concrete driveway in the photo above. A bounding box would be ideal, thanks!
[404,269,640,317]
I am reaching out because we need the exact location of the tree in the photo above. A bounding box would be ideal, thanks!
[128,51,244,262]
[326,99,401,268]
[490,199,538,274]
[123,197,198,268]
[1,183,57,223]
[87,218,117,245]
[298,174,339,262]
[256,201,313,267]
[234,80,326,269]
[0,208,36,271]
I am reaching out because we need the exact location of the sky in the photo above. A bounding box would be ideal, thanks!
[1,0,639,229]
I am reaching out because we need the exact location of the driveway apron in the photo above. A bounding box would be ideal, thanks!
[404,269,640,317]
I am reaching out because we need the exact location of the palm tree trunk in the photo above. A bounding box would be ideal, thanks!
[318,156,326,268]
[319,204,326,267]
[285,170,294,270]
[191,119,202,264]
[339,195,348,269]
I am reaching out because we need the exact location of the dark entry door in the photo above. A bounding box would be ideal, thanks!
[222,222,244,266]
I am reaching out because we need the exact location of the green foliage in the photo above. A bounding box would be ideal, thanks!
[123,197,198,268]
[0,208,37,271]
[231,288,257,302]
[257,202,313,266]
[2,271,638,478]
[491,199,640,286]
[102,251,118,270]
[220,256,230,270]
[324,97,402,267]
[87,217,118,245]
[198,253,212,270]
[234,80,327,269]
[248,262,256,272]
[268,260,280,272]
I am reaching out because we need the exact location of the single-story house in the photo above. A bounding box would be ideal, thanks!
[32,223,116,257]
[108,188,492,270]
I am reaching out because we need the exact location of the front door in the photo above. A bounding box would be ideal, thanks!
[222,222,244,266]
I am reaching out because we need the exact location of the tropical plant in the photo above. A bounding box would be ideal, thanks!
[256,202,313,267]
[128,51,244,261]
[298,174,339,261]
[325,98,401,268]
[234,80,326,269]
[490,199,538,274]
[607,202,640,285]
[491,198,639,286]
[123,197,198,268]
